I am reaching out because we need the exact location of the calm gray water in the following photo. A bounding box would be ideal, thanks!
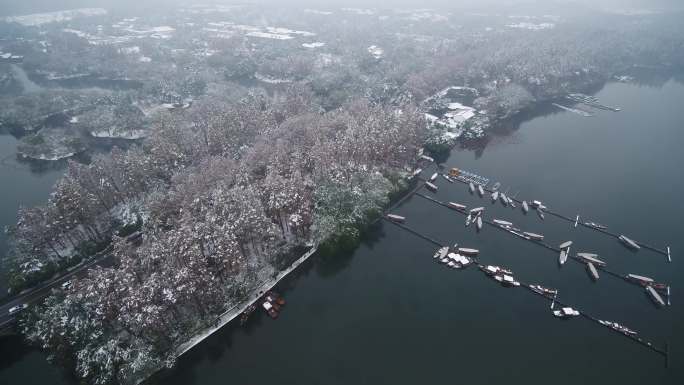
[1,79,683,384]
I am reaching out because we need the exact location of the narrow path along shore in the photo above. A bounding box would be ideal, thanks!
[136,245,318,384]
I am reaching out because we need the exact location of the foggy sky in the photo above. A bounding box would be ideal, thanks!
[0,0,681,17]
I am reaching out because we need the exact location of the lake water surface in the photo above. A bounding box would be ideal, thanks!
[1,79,683,385]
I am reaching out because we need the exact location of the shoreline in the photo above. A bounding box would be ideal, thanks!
[134,245,319,385]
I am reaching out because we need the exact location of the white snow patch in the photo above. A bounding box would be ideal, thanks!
[506,22,555,30]
[304,9,333,15]
[367,45,384,59]
[247,31,294,40]
[5,8,106,26]
[302,42,325,48]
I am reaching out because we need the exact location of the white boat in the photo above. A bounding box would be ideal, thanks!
[626,274,654,284]
[577,253,606,266]
[500,193,508,206]
[448,202,467,211]
[521,200,529,213]
[430,172,438,182]
[587,262,600,281]
[476,216,483,230]
[646,286,665,307]
[465,214,472,227]
[477,185,484,197]
[599,320,637,335]
[493,219,513,227]
[524,232,544,241]
[480,265,513,276]
[536,208,545,220]
[469,182,475,193]
[470,207,485,214]
[553,307,580,318]
[585,221,607,230]
[433,246,449,259]
[491,191,499,202]
[426,181,438,192]
[510,200,516,208]
[447,261,457,268]
[458,247,480,255]
[531,200,543,208]
[559,241,573,249]
[386,214,405,223]
[530,284,558,296]
[619,235,640,250]
[559,249,568,265]
[500,274,520,287]
[442,174,454,183]
[411,168,422,178]
[576,252,598,258]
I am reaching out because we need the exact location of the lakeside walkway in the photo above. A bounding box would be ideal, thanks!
[137,245,318,384]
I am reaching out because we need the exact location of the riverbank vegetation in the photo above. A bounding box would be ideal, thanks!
[14,90,423,384]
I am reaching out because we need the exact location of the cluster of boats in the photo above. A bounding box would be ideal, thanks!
[261,291,286,319]
[480,264,520,287]
[465,207,485,230]
[553,307,580,318]
[626,274,669,307]
[433,245,478,269]
[598,320,636,336]
[239,291,286,324]
[492,218,545,242]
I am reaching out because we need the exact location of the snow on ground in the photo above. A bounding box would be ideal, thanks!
[5,8,106,26]
[304,9,333,15]
[506,22,555,30]
[119,46,141,55]
[368,45,384,59]
[90,128,148,140]
[139,56,152,62]
[254,73,293,84]
[302,42,325,48]
[342,8,375,15]
[247,31,294,40]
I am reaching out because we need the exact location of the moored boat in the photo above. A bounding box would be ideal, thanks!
[386,214,406,223]
[521,200,529,213]
[646,286,665,307]
[476,216,483,230]
[576,253,606,266]
[524,232,544,241]
[470,207,485,214]
[500,274,520,287]
[587,262,600,281]
[448,202,467,211]
[442,174,454,183]
[491,190,499,202]
[585,221,608,230]
[553,307,580,318]
[530,284,558,296]
[599,320,637,335]
[426,181,438,192]
[430,172,438,181]
[559,241,573,249]
[477,184,484,197]
[625,274,654,285]
[465,214,472,226]
[559,249,568,265]
[618,235,640,250]
[458,247,480,255]
[500,193,508,206]
[536,208,545,220]
[433,246,449,259]
[493,219,513,227]
[480,265,513,276]
[469,182,475,193]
